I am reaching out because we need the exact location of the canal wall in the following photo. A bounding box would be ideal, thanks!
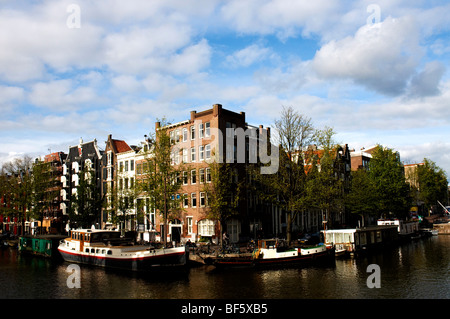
[434,223,450,234]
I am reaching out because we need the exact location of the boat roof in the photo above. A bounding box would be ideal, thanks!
[71,229,119,233]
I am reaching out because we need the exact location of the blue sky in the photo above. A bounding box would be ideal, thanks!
[1,0,450,177]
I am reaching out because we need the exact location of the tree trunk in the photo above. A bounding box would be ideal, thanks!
[286,212,292,244]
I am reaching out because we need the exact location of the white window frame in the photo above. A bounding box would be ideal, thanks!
[191,147,196,162]
[205,122,210,137]
[199,145,204,161]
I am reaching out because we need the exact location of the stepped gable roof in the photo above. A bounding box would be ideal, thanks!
[66,138,102,163]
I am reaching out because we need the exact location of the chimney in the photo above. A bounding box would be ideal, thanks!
[155,122,160,130]
[213,104,222,116]
[190,111,196,122]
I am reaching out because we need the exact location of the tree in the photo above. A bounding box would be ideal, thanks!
[306,126,345,229]
[367,145,411,219]
[345,169,378,226]
[29,159,61,233]
[0,156,34,235]
[416,158,448,215]
[203,158,241,245]
[68,164,103,229]
[137,119,184,246]
[259,106,315,243]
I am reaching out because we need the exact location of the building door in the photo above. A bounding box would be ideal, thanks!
[227,219,240,243]
[170,219,182,243]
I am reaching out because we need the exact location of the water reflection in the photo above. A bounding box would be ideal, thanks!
[1,236,449,299]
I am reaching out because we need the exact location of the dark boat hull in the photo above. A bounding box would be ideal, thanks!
[58,248,188,272]
[212,248,335,268]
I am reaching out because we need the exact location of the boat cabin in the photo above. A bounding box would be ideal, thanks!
[69,229,121,243]
[322,225,398,254]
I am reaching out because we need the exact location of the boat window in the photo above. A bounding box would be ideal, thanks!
[91,248,95,253]
[101,249,105,254]
[107,250,112,255]
[96,249,100,254]
[85,248,89,253]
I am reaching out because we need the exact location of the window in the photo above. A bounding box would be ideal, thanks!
[175,129,180,143]
[125,161,129,172]
[191,169,196,184]
[199,145,204,161]
[198,219,215,237]
[183,171,188,185]
[119,161,124,172]
[205,122,210,137]
[199,123,204,138]
[206,168,211,183]
[199,168,205,183]
[187,217,193,234]
[183,194,189,208]
[191,193,197,207]
[190,125,195,140]
[170,130,175,144]
[107,152,112,165]
[200,192,206,207]
[205,144,211,159]
[130,160,134,171]
[191,147,196,162]
[183,128,188,142]
[183,148,188,163]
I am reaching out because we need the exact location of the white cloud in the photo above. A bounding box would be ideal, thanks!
[220,0,343,40]
[226,44,273,67]
[28,80,99,111]
[312,16,423,96]
[0,4,104,82]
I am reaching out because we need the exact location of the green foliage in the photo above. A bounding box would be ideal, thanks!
[416,158,448,213]
[0,156,34,234]
[345,169,378,224]
[30,160,61,222]
[367,145,411,218]
[136,118,185,244]
[203,161,241,224]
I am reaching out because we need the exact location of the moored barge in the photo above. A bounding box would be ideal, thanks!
[19,235,66,258]
[58,229,188,271]
[209,239,335,268]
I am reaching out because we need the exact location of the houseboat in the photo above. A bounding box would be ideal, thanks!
[322,225,399,257]
[19,235,66,258]
[377,219,420,240]
[58,229,188,271]
[209,239,335,268]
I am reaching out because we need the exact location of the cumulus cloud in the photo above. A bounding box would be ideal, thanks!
[220,0,343,40]
[28,80,99,111]
[406,61,446,98]
[312,16,423,96]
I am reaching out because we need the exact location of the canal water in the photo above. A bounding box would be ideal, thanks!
[1,236,449,300]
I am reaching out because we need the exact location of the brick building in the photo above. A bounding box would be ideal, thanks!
[350,146,377,171]
[152,104,273,244]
